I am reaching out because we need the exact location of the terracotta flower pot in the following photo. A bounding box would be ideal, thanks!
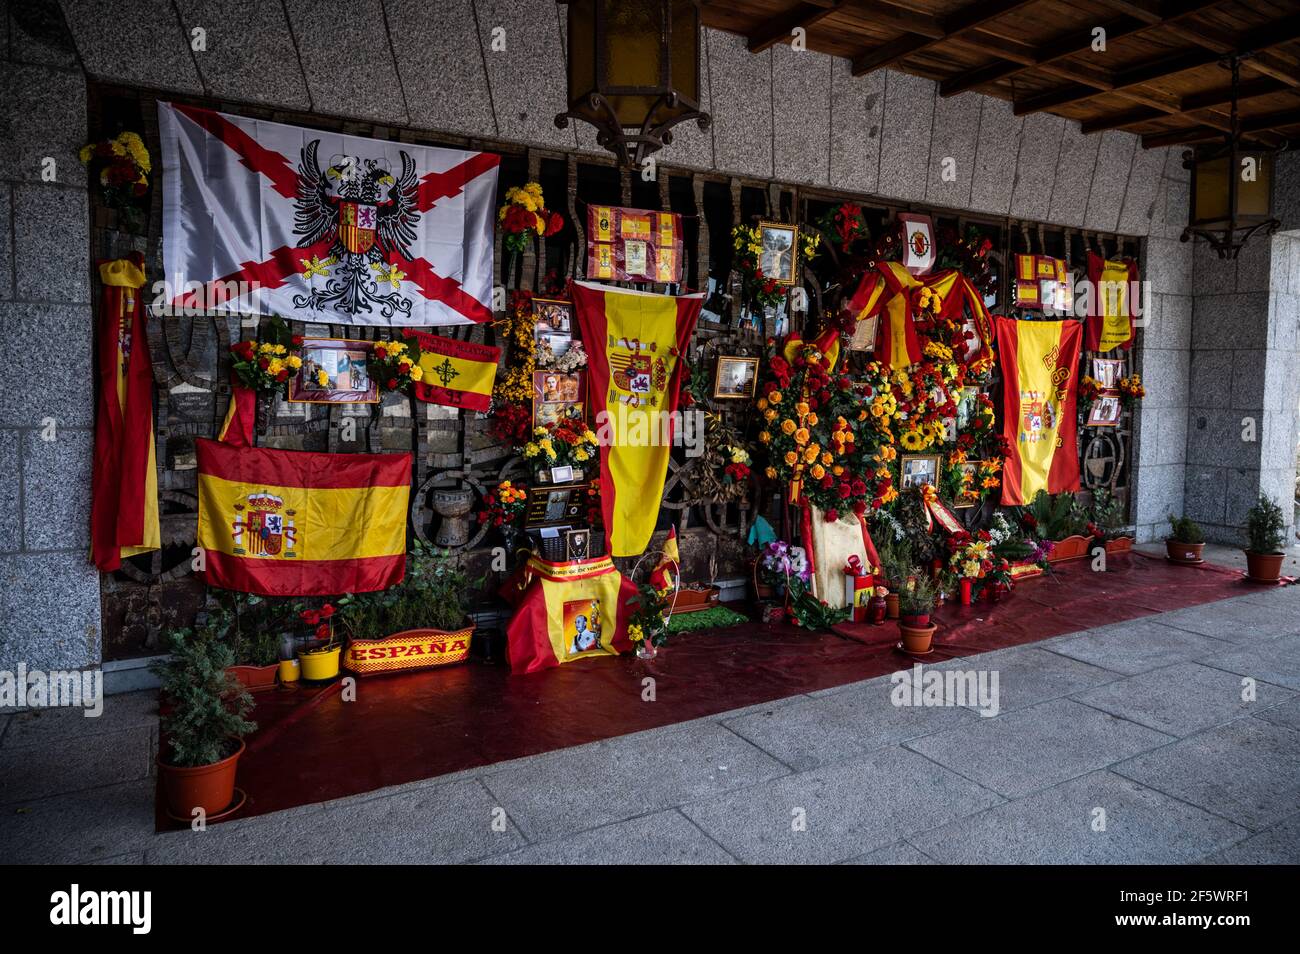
[1105,536,1134,554]
[1047,535,1090,563]
[158,738,244,819]
[885,593,900,619]
[899,622,936,654]
[1245,550,1284,582]
[900,612,931,628]
[1166,539,1205,564]
[226,663,278,692]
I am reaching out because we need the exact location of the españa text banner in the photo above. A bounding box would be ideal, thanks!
[570,281,703,557]
[995,317,1083,505]
[196,439,411,595]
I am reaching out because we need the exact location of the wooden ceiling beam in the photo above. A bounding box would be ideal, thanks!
[1140,107,1300,149]
[746,1,844,54]
[1080,75,1293,133]
[1013,11,1300,115]
[849,0,1039,76]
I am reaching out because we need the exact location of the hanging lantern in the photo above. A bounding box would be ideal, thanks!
[1181,58,1280,259]
[555,0,711,168]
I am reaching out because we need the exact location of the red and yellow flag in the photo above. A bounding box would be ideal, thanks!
[407,331,500,412]
[843,261,993,372]
[1085,250,1138,353]
[995,317,1083,505]
[91,254,160,571]
[196,439,411,596]
[570,280,703,557]
[505,555,637,674]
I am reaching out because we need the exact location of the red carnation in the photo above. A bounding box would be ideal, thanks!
[825,508,839,522]
[292,335,304,346]
[387,378,398,390]
[258,357,270,370]
[398,361,411,374]
[276,369,288,382]
[545,211,564,237]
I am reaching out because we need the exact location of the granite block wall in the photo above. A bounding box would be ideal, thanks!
[1,1,101,673]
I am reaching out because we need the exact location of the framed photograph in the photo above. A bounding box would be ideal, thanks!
[757,221,800,286]
[532,296,574,362]
[525,482,587,528]
[288,338,378,404]
[1087,395,1122,427]
[1092,358,1124,390]
[900,453,941,490]
[955,386,980,430]
[713,355,760,400]
[848,313,879,352]
[532,370,586,426]
[565,528,591,561]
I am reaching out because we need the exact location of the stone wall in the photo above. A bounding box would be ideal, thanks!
[0,2,102,673]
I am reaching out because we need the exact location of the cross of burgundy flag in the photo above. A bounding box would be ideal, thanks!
[158,103,499,326]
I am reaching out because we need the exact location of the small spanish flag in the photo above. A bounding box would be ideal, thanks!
[407,331,501,412]
[995,316,1083,505]
[196,439,411,596]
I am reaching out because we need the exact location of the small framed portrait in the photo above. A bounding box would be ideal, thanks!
[526,482,586,527]
[563,598,604,656]
[288,338,378,404]
[532,370,586,426]
[757,221,800,286]
[532,297,572,334]
[848,313,879,352]
[1087,395,1122,427]
[900,453,941,490]
[1092,358,1124,390]
[955,386,980,430]
[565,528,591,561]
[713,355,760,400]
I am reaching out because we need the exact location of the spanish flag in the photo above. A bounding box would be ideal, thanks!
[196,439,411,596]
[504,555,637,674]
[570,280,703,557]
[995,317,1083,505]
[91,254,160,571]
[1085,250,1138,353]
[407,330,500,412]
[843,261,993,371]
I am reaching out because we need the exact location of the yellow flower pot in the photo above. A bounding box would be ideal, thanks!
[278,658,300,683]
[298,645,341,681]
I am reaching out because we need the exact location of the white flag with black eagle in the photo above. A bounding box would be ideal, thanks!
[158,102,499,326]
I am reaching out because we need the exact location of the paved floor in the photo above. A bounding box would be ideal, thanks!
[3,548,1300,864]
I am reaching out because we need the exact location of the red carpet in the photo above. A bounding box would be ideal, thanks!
[168,553,1260,826]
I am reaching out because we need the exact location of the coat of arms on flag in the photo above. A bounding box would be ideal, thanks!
[158,103,499,326]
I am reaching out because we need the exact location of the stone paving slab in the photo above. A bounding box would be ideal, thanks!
[1254,696,1300,732]
[147,778,524,864]
[1198,633,1300,691]
[0,726,154,804]
[0,778,157,864]
[1044,619,1234,675]
[722,680,980,771]
[480,720,790,843]
[1069,662,1296,737]
[482,809,736,865]
[1112,719,1300,831]
[1,690,158,747]
[904,699,1175,798]
[842,840,936,865]
[679,746,1003,864]
[908,770,1247,865]
[1199,812,1300,864]
[1150,598,1300,644]
[932,645,1123,713]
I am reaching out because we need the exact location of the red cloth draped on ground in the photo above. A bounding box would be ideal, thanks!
[995,316,1083,505]
[91,253,159,571]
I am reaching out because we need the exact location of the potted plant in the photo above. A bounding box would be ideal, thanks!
[876,535,913,620]
[1166,514,1205,564]
[626,579,674,660]
[298,603,342,680]
[1025,490,1090,562]
[151,629,256,820]
[1244,494,1287,582]
[339,543,479,676]
[755,540,811,603]
[897,574,938,653]
[219,592,285,691]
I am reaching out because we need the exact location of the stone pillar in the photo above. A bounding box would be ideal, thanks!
[1130,152,1194,543]
[0,2,102,672]
[1182,178,1300,545]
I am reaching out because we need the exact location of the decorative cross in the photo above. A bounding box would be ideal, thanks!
[433,357,460,387]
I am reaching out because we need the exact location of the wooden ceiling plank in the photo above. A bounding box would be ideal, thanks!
[1013,11,1300,115]
[848,0,1040,77]
[747,1,845,54]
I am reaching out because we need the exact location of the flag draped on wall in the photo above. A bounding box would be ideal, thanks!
[91,254,160,571]
[843,261,994,372]
[195,428,411,597]
[504,555,636,674]
[406,331,500,411]
[1085,251,1139,352]
[158,103,498,326]
[995,317,1083,505]
[570,281,703,557]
